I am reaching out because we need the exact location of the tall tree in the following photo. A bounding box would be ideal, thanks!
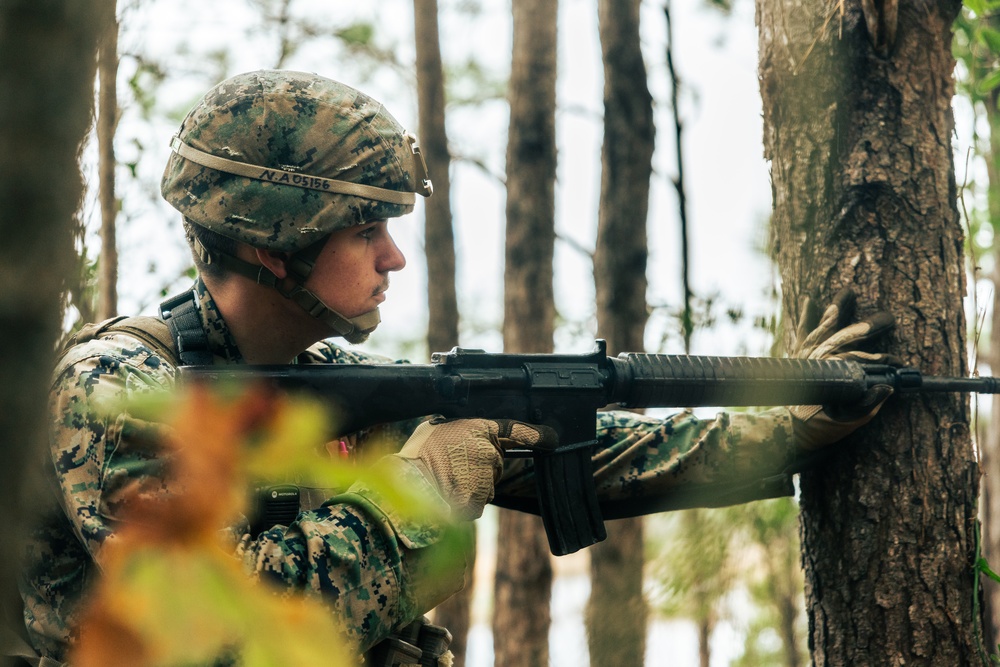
[587,0,654,664]
[662,2,728,662]
[0,0,109,664]
[412,1,469,663]
[97,8,120,320]
[757,1,984,664]
[664,0,694,351]
[492,0,558,664]
[414,0,459,356]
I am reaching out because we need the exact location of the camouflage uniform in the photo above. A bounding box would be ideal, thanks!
[19,70,801,663]
[23,278,797,662]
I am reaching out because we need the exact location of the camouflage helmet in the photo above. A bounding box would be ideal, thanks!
[161,70,432,253]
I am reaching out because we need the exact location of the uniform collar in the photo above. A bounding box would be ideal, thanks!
[193,277,245,364]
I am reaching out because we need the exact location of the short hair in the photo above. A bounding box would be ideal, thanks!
[182,217,238,282]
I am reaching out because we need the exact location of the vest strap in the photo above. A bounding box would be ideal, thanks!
[159,289,213,366]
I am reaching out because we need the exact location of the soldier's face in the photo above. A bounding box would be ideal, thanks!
[305,220,406,319]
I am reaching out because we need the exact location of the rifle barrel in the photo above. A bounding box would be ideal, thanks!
[613,355,1000,408]
[916,375,1000,394]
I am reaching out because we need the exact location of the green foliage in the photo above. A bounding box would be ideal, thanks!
[126,58,167,120]
[955,10,1000,100]
[335,21,375,47]
[71,386,448,666]
[646,499,805,664]
[332,20,404,75]
[953,6,1000,342]
[964,0,1000,20]
[64,246,99,332]
[647,508,734,636]
[729,499,805,667]
[446,57,507,105]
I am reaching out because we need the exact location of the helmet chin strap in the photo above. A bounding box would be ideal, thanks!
[194,236,381,344]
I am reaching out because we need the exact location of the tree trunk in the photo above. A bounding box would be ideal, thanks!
[493,0,557,665]
[0,1,107,664]
[413,1,469,663]
[758,0,984,664]
[97,9,119,320]
[697,618,711,667]
[414,0,459,357]
[587,0,653,665]
[767,519,803,667]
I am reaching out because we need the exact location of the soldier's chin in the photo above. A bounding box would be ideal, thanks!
[340,315,381,345]
[343,327,375,345]
[339,308,380,344]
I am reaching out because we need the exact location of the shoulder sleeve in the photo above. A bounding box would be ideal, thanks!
[49,334,177,555]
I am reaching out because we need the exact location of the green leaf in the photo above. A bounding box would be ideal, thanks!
[966,0,987,16]
[978,556,1000,584]
[979,26,1000,54]
[334,22,375,47]
[977,68,1000,95]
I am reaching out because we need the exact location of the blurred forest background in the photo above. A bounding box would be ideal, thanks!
[5,0,1000,665]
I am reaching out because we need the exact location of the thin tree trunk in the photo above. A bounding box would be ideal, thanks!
[664,0,693,351]
[414,0,459,356]
[698,622,710,667]
[97,10,119,320]
[768,527,803,667]
[493,0,557,664]
[587,0,653,665]
[413,1,468,662]
[0,1,107,664]
[758,0,984,664]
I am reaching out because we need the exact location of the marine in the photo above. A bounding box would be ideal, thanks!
[14,69,894,666]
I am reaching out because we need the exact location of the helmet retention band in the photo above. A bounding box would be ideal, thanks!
[170,136,432,204]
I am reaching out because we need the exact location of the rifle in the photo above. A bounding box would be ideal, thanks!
[180,340,1000,556]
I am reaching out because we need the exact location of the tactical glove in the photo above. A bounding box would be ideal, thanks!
[788,289,896,450]
[396,417,558,520]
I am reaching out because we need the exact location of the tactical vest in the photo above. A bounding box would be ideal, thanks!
[55,288,208,370]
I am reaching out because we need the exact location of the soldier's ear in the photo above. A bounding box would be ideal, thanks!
[254,248,291,279]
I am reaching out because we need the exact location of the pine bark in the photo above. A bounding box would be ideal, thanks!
[587,0,654,664]
[493,0,558,665]
[757,0,984,664]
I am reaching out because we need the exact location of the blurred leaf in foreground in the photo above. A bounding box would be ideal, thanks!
[70,384,359,666]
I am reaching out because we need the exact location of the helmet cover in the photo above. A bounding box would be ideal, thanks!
[161,70,430,253]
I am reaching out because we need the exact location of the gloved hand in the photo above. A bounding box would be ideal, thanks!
[396,417,558,520]
[789,288,897,450]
